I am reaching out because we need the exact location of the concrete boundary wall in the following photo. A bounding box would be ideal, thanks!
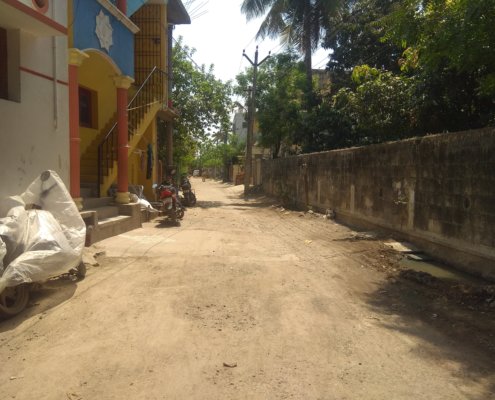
[261,128,495,281]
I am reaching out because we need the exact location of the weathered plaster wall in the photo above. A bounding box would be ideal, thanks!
[0,31,69,198]
[262,128,495,280]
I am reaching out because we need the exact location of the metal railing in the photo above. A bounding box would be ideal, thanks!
[97,67,167,195]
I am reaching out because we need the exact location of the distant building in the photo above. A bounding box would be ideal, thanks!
[313,69,331,95]
[232,108,247,143]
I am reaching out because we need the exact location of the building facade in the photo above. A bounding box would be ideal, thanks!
[69,0,190,207]
[0,0,69,198]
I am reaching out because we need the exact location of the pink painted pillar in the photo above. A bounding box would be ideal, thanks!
[114,76,134,204]
[68,49,88,210]
[117,0,127,14]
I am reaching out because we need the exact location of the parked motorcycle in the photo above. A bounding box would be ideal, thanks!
[180,176,197,207]
[153,183,185,224]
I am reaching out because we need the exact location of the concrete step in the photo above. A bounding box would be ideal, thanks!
[81,202,142,246]
[85,205,119,220]
[83,197,113,210]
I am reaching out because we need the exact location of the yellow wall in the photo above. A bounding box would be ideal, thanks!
[78,52,117,156]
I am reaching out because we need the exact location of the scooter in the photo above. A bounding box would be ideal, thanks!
[180,176,197,207]
[153,183,185,224]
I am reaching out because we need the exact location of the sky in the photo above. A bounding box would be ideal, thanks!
[174,0,330,84]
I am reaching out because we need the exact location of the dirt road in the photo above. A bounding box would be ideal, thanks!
[1,178,494,399]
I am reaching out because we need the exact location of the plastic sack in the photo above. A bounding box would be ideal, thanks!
[0,171,86,293]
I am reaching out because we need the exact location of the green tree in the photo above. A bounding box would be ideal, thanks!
[382,0,495,129]
[323,0,402,90]
[165,38,233,170]
[241,0,343,103]
[235,52,307,157]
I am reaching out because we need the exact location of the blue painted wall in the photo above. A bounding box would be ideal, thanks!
[73,0,135,77]
[127,0,149,17]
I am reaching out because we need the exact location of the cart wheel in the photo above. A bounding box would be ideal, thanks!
[0,284,30,318]
[76,262,86,279]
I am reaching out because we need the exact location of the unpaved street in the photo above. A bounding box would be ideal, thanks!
[1,178,494,400]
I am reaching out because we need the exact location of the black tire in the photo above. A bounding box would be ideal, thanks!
[76,262,86,279]
[177,208,185,220]
[0,284,30,318]
[188,192,197,206]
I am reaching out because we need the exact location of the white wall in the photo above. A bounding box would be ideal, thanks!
[0,27,69,198]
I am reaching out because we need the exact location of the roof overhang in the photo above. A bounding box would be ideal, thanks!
[168,0,190,25]
[0,0,67,36]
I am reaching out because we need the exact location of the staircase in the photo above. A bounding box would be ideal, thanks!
[80,112,117,185]
[98,66,167,197]
[80,197,141,245]
[78,66,167,244]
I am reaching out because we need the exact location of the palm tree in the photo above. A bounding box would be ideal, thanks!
[241,0,342,103]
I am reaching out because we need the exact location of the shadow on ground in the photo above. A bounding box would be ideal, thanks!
[365,271,495,398]
[0,277,78,332]
[154,218,181,228]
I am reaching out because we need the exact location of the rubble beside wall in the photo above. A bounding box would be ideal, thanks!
[261,128,495,280]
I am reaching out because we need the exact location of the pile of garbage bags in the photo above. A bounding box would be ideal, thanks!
[0,171,86,294]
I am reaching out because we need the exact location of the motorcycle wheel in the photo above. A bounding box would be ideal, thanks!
[188,193,197,206]
[0,284,30,318]
[177,208,185,219]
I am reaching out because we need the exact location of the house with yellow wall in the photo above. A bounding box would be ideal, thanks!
[68,0,189,242]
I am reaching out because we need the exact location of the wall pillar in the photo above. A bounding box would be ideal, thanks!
[68,48,89,210]
[114,75,134,204]
[117,0,127,14]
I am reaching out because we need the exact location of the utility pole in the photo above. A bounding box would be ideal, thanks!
[242,46,270,195]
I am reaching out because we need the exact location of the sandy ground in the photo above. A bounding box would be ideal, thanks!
[1,178,494,400]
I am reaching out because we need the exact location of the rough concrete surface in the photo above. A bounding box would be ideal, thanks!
[1,178,494,400]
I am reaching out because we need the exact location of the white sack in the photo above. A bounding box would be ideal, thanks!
[0,171,86,293]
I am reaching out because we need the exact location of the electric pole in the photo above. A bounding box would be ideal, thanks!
[242,46,270,195]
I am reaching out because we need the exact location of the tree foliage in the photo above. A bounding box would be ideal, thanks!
[235,52,307,157]
[275,0,495,154]
[382,0,495,130]
[163,38,233,169]
[323,0,402,89]
[241,0,343,102]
